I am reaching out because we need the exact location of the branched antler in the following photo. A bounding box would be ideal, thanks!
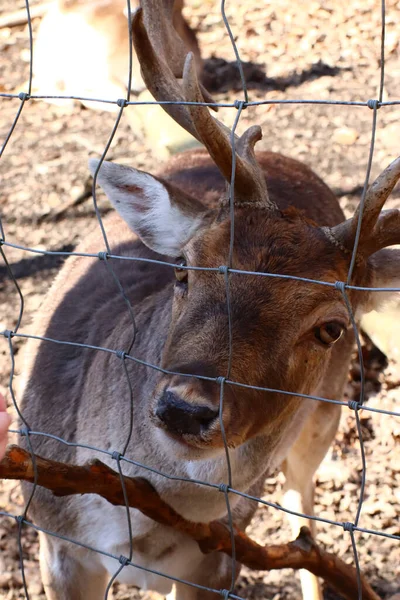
[0,446,381,600]
[132,5,274,208]
[329,155,400,259]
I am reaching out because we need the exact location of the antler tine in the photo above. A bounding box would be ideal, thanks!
[354,155,400,234]
[236,125,263,163]
[330,155,400,256]
[366,209,400,254]
[183,54,273,206]
[236,126,276,209]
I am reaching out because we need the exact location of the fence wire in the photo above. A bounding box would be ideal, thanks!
[0,1,399,600]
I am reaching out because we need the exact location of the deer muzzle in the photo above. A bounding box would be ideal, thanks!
[155,390,219,437]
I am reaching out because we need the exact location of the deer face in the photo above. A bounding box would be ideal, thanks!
[91,159,400,459]
[119,10,400,457]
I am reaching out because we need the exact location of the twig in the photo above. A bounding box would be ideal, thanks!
[0,445,381,600]
[0,3,51,29]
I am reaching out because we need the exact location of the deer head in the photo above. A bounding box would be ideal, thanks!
[88,8,400,459]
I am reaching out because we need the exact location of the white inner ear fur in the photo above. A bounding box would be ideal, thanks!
[89,159,204,257]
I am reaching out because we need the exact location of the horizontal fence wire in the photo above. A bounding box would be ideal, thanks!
[0,0,399,599]
[2,93,400,107]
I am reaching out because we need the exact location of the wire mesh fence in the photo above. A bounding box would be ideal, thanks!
[0,1,399,599]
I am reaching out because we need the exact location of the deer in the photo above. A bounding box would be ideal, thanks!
[32,0,202,110]
[18,3,400,600]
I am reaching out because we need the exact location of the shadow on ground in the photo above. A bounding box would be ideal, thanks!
[202,57,346,94]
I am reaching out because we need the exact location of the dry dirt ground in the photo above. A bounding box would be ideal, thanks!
[0,0,400,599]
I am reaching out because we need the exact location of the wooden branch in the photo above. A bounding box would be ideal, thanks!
[0,446,380,600]
[0,4,51,29]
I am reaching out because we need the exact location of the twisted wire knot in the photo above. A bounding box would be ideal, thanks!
[15,515,24,524]
[98,251,108,261]
[234,99,247,110]
[3,329,14,340]
[348,400,360,411]
[112,451,121,461]
[116,350,126,360]
[218,265,229,275]
[216,376,226,385]
[18,92,30,101]
[117,98,128,108]
[218,483,230,494]
[19,426,31,437]
[220,589,231,599]
[119,555,129,566]
[334,281,346,293]
[343,521,355,532]
[367,99,380,110]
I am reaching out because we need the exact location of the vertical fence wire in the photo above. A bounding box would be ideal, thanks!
[0,0,399,599]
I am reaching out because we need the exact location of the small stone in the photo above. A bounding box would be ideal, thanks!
[45,192,60,208]
[332,127,359,145]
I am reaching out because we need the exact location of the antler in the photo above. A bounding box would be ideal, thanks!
[132,6,274,208]
[138,0,189,80]
[329,156,400,258]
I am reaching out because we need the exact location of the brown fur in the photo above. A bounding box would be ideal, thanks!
[19,149,399,600]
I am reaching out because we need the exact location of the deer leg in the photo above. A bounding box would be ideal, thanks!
[167,552,240,600]
[281,402,341,600]
[38,532,109,600]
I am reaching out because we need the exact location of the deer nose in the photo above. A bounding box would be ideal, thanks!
[155,391,219,436]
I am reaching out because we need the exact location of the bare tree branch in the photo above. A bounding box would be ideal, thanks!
[0,4,51,29]
[0,445,381,600]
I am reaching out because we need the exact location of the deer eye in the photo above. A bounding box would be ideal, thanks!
[175,258,188,284]
[314,322,345,346]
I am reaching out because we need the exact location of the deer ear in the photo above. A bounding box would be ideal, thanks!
[362,248,400,312]
[89,159,207,257]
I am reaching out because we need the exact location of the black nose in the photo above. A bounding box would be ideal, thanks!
[155,391,219,436]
